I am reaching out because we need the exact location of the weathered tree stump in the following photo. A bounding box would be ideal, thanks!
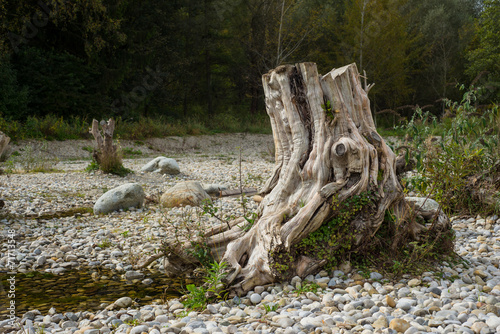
[89,119,121,171]
[159,63,451,294]
[0,131,10,159]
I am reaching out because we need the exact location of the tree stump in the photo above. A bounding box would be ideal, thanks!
[160,63,451,294]
[0,131,10,159]
[89,119,121,171]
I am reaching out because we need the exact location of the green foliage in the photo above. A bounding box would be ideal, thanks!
[350,214,458,278]
[182,261,228,311]
[104,164,133,177]
[262,303,278,313]
[295,192,374,271]
[187,241,213,268]
[270,191,375,278]
[122,147,142,157]
[400,87,500,214]
[97,238,113,249]
[0,55,29,119]
[85,161,100,173]
[293,282,320,295]
[467,0,500,102]
[0,0,487,128]
[321,100,335,119]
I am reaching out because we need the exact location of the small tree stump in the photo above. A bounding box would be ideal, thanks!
[89,119,121,172]
[0,131,10,159]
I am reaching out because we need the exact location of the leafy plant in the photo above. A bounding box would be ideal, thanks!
[85,160,99,173]
[399,86,499,214]
[293,282,320,294]
[294,192,374,270]
[182,261,228,311]
[97,238,113,249]
[262,303,278,313]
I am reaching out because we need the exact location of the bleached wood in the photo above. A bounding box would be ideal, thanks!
[0,131,10,158]
[89,119,118,166]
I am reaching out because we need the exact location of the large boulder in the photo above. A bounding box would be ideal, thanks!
[94,183,145,214]
[160,181,211,208]
[141,156,180,175]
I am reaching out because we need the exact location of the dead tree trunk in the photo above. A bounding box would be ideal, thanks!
[0,131,10,158]
[89,119,121,171]
[160,63,450,294]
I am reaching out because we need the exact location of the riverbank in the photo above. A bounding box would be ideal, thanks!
[0,135,499,334]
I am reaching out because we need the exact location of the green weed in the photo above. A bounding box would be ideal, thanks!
[399,86,499,215]
[181,261,228,311]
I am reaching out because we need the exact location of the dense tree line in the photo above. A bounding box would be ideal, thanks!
[0,0,498,125]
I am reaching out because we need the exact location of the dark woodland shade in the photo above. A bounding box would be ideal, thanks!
[0,0,497,123]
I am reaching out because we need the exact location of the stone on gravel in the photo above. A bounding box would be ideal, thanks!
[114,297,133,308]
[202,184,228,195]
[389,318,410,332]
[141,156,180,175]
[125,270,145,281]
[250,293,262,304]
[94,183,145,214]
[130,325,150,334]
[161,181,211,208]
[405,196,440,212]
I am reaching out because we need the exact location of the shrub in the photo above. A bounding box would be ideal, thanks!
[400,86,499,214]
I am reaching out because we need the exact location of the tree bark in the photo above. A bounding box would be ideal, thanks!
[0,131,10,158]
[160,63,450,294]
[89,119,119,168]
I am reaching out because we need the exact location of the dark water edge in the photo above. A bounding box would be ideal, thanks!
[0,269,191,316]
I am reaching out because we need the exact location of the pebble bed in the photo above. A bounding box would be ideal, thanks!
[1,136,500,334]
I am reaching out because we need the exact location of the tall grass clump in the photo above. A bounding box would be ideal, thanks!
[401,86,499,215]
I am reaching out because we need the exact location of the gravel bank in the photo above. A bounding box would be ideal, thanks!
[1,135,500,334]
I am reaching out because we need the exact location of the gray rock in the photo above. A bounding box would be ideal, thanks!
[250,293,262,304]
[125,271,145,281]
[130,325,150,334]
[462,274,473,284]
[187,321,205,329]
[141,157,180,175]
[429,287,442,295]
[155,315,169,323]
[405,197,440,212]
[60,245,72,253]
[113,297,132,308]
[160,181,211,208]
[277,317,294,328]
[84,330,100,334]
[486,316,500,329]
[111,251,124,258]
[206,305,218,314]
[202,184,228,195]
[94,183,145,214]
[61,321,78,329]
[370,272,383,280]
[396,300,412,311]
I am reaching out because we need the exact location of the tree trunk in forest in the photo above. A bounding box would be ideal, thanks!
[160,63,451,295]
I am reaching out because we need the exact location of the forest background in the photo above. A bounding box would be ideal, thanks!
[0,0,498,140]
